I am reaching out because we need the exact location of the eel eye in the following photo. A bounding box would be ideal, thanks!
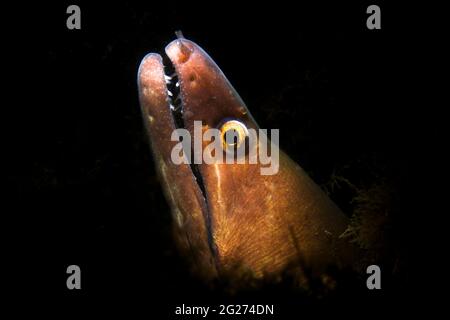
[219,119,249,153]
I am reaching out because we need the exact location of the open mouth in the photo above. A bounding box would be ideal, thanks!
[138,38,218,263]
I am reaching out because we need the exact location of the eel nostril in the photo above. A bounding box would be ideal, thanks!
[176,38,192,63]
[177,40,192,63]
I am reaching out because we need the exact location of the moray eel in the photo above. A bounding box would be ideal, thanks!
[138,35,356,281]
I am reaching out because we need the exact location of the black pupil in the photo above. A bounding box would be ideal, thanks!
[225,129,239,145]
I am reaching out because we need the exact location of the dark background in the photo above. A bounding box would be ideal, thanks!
[6,1,442,318]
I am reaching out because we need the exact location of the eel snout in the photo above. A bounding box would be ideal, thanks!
[138,51,218,279]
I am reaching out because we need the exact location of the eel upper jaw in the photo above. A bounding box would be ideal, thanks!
[161,42,211,211]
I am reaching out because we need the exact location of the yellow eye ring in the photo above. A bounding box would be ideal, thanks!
[219,119,249,152]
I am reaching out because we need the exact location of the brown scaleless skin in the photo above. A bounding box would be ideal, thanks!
[137,36,357,282]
